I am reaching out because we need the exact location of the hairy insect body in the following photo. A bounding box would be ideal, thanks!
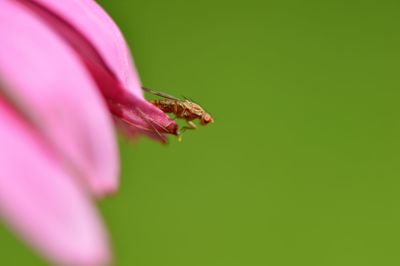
[143,87,213,140]
[149,99,205,122]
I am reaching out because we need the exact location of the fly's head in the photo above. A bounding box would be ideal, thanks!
[200,112,214,125]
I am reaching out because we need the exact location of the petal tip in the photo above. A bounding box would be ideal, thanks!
[90,178,119,198]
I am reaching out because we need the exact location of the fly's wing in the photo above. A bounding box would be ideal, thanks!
[142,87,181,101]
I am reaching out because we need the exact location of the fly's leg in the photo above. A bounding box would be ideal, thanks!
[178,121,197,142]
[180,121,197,134]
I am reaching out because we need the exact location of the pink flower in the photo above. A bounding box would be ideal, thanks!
[0,0,177,265]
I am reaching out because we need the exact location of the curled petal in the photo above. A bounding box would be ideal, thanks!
[32,0,142,97]
[20,0,178,141]
[0,0,119,196]
[0,99,110,266]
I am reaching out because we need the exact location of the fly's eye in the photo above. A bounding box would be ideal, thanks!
[202,114,213,125]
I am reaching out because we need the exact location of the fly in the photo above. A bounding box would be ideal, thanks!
[142,87,214,141]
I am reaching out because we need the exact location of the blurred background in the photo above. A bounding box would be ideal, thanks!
[2,0,400,265]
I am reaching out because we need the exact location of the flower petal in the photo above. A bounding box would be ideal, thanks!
[0,99,110,266]
[32,0,142,97]
[0,0,119,196]
[20,0,178,141]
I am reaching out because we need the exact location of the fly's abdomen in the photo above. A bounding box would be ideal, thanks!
[150,99,177,114]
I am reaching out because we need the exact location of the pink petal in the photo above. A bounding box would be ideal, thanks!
[0,99,110,266]
[0,0,119,196]
[20,0,178,141]
[33,0,142,97]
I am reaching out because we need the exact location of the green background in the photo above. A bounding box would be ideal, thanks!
[2,0,400,265]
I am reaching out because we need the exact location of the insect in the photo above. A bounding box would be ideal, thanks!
[142,87,214,140]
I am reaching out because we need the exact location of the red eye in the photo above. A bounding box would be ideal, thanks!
[202,114,214,125]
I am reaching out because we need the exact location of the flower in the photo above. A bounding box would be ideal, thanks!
[0,0,177,265]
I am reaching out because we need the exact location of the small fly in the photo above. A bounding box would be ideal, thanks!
[142,87,214,141]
